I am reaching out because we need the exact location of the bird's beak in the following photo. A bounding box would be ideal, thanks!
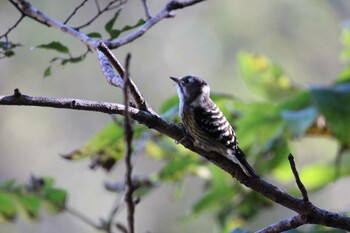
[170,76,179,83]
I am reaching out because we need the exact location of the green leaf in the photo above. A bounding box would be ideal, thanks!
[189,165,237,216]
[159,155,200,181]
[0,180,16,190]
[16,194,41,220]
[336,67,350,84]
[278,90,312,110]
[191,185,236,215]
[298,163,350,191]
[277,161,350,192]
[159,95,179,115]
[63,122,124,160]
[236,102,284,149]
[87,32,102,38]
[340,28,350,63]
[42,188,67,214]
[63,123,147,171]
[0,192,17,222]
[262,139,290,174]
[61,56,85,65]
[43,65,52,78]
[310,83,350,144]
[119,19,145,33]
[36,41,70,54]
[237,52,297,100]
[106,16,145,39]
[0,177,68,222]
[159,95,179,121]
[105,9,122,37]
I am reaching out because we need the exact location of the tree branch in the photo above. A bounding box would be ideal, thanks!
[104,0,207,49]
[63,0,89,24]
[288,153,309,202]
[1,90,350,231]
[97,43,154,113]
[141,0,152,19]
[123,53,136,233]
[74,0,127,30]
[256,215,307,233]
[97,42,155,113]
[10,0,97,49]
[9,0,206,50]
[0,14,25,39]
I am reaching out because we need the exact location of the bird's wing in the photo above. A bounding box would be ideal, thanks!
[193,102,237,148]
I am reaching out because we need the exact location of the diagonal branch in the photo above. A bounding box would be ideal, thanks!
[63,0,89,24]
[97,43,153,112]
[11,0,98,49]
[256,215,307,233]
[105,0,207,49]
[1,90,350,231]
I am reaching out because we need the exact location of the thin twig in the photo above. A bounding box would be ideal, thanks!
[0,14,25,38]
[74,0,126,30]
[123,53,135,233]
[66,206,103,230]
[256,215,306,233]
[94,0,101,12]
[141,0,152,19]
[104,193,126,233]
[288,153,309,202]
[64,0,89,24]
[104,0,207,49]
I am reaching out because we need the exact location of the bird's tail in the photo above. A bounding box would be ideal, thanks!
[228,147,258,178]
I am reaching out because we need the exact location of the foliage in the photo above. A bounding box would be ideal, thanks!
[0,177,67,222]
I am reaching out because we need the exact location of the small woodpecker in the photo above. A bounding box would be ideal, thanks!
[170,75,258,178]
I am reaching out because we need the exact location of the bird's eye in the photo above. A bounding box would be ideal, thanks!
[183,79,189,84]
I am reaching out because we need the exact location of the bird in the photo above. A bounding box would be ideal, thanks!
[170,75,258,178]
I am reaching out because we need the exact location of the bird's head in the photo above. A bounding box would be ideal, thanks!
[170,75,210,104]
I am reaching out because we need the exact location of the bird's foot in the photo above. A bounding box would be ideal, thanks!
[175,123,193,144]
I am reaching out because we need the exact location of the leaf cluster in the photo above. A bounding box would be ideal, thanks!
[0,176,67,222]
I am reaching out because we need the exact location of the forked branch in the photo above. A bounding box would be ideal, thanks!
[9,0,206,50]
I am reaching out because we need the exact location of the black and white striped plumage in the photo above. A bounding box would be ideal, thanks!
[170,75,257,177]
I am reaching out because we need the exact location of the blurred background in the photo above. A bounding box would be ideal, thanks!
[1,0,350,232]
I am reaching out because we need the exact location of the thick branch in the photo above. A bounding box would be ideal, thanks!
[1,91,350,231]
[97,43,153,112]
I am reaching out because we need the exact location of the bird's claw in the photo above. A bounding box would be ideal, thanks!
[175,123,193,144]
